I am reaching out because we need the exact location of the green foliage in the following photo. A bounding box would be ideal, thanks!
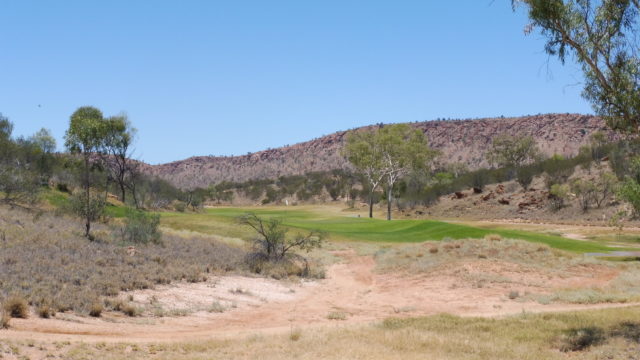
[516,0,640,133]
[594,172,618,208]
[173,201,187,212]
[516,165,536,190]
[486,134,541,168]
[344,124,435,219]
[121,208,162,244]
[64,106,106,155]
[542,154,576,188]
[549,183,570,211]
[67,191,106,237]
[571,178,596,212]
[619,179,640,217]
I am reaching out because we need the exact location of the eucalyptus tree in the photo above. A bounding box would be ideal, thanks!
[343,127,386,218]
[377,124,435,220]
[486,134,541,169]
[514,0,639,132]
[102,115,136,204]
[344,124,435,220]
[64,106,108,237]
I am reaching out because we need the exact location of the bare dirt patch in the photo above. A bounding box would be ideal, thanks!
[1,248,636,345]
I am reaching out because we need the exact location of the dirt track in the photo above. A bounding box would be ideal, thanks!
[0,250,635,344]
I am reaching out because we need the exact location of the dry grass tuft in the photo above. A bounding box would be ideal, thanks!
[89,302,103,317]
[327,311,348,320]
[4,295,29,319]
[0,308,10,329]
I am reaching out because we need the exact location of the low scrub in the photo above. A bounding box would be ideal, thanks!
[0,205,245,314]
[119,208,162,244]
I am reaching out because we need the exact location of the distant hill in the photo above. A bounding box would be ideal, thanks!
[143,113,612,189]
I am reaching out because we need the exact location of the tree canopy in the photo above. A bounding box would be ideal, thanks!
[514,0,639,132]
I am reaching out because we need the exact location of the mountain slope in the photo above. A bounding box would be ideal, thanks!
[145,113,611,189]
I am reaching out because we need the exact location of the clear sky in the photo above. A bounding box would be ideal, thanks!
[0,1,590,164]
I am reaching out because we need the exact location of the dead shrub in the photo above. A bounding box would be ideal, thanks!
[429,247,438,254]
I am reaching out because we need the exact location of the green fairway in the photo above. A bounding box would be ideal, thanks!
[161,207,621,253]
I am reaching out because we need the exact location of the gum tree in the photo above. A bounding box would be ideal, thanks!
[378,124,435,220]
[344,124,435,220]
[343,127,386,218]
[64,106,107,237]
[514,0,639,132]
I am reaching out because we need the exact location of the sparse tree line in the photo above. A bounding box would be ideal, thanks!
[0,108,206,239]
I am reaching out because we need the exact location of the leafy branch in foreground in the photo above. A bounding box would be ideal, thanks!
[514,0,639,133]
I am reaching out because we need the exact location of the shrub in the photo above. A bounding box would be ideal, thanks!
[4,296,29,318]
[543,154,575,189]
[471,169,491,191]
[289,328,302,341]
[56,183,70,193]
[121,303,139,317]
[516,166,535,190]
[89,302,103,317]
[326,311,347,320]
[594,172,618,208]
[508,290,519,300]
[610,321,640,343]
[208,301,226,313]
[557,327,606,352]
[549,184,570,211]
[37,304,54,319]
[618,178,640,217]
[571,179,596,212]
[173,201,186,212]
[238,213,324,263]
[0,205,244,315]
[121,208,162,244]
[66,190,106,238]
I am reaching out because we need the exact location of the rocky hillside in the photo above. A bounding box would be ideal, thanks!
[145,113,613,189]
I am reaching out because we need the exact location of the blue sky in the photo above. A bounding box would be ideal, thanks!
[1,1,589,164]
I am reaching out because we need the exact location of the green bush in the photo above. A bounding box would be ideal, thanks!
[618,178,640,217]
[173,201,186,212]
[571,179,596,212]
[121,208,162,244]
[549,184,570,211]
[516,166,535,190]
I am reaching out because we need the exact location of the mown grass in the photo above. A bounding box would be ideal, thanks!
[161,207,621,253]
[13,306,639,360]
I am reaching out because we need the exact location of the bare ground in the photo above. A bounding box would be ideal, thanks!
[1,249,636,345]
